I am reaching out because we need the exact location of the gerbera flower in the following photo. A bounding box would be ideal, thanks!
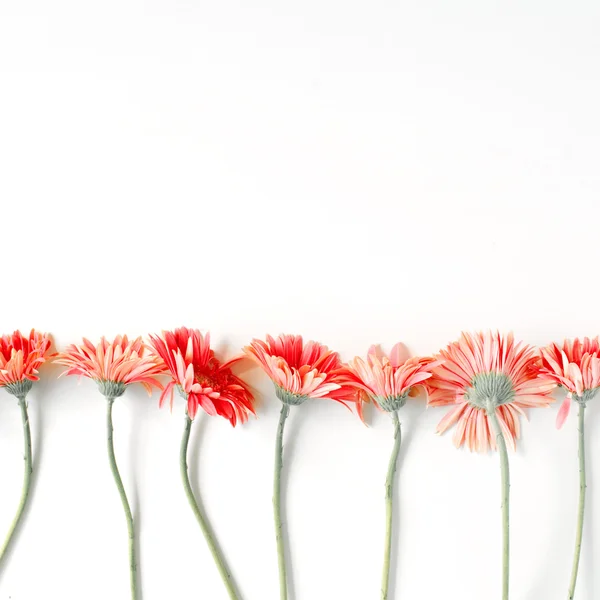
[427,331,555,452]
[148,327,254,600]
[538,337,600,599]
[244,334,359,600]
[148,327,255,425]
[538,337,600,428]
[55,335,164,398]
[0,329,52,397]
[56,335,164,600]
[346,343,438,600]
[426,331,556,600]
[0,329,52,570]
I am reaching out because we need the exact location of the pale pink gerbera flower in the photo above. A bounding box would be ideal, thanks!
[0,330,52,569]
[426,331,556,600]
[538,337,600,428]
[427,331,555,452]
[346,343,439,600]
[244,334,360,600]
[55,335,164,600]
[538,337,600,599]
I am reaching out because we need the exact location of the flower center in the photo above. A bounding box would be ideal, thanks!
[465,372,514,411]
[573,388,600,405]
[275,385,309,406]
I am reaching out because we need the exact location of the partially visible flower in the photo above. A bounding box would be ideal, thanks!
[427,331,556,452]
[55,335,164,398]
[0,330,53,397]
[538,337,600,428]
[244,334,358,408]
[148,327,255,425]
[346,343,439,412]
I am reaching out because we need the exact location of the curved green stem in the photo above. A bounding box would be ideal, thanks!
[106,398,137,600]
[274,403,290,600]
[568,402,586,600]
[180,413,241,600]
[488,407,510,600]
[381,411,401,600]
[0,395,33,565]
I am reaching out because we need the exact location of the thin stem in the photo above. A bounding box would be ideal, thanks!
[487,407,510,600]
[0,396,33,565]
[381,411,401,600]
[274,403,290,600]
[180,413,241,600]
[106,398,137,600]
[568,402,586,600]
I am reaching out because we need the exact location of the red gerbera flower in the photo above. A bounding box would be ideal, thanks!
[0,329,53,396]
[148,327,255,425]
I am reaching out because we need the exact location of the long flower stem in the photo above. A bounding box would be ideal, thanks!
[180,413,241,600]
[488,407,510,600]
[106,398,137,600]
[381,411,401,600]
[0,395,33,565]
[568,402,586,600]
[274,403,290,600]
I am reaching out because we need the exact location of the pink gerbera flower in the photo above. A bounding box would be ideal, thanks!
[427,331,555,452]
[346,343,439,412]
[346,342,439,600]
[537,336,600,598]
[0,329,52,397]
[427,331,556,600]
[244,334,358,408]
[538,337,600,428]
[148,327,255,425]
[55,335,164,398]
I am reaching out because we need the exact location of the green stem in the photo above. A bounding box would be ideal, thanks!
[106,398,137,600]
[488,407,510,600]
[568,402,586,600]
[381,411,401,600]
[274,403,290,600]
[180,413,241,600]
[0,396,33,564]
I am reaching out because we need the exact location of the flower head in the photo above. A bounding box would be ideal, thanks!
[0,330,53,397]
[55,335,164,398]
[538,337,600,428]
[148,327,255,425]
[427,331,555,452]
[346,343,439,412]
[244,334,358,408]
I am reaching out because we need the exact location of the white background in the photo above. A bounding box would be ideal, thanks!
[0,1,599,599]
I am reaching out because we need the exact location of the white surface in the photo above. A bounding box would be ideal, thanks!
[1,1,599,599]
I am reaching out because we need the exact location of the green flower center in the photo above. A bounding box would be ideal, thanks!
[97,380,127,399]
[465,372,514,411]
[3,379,34,399]
[275,385,309,406]
[376,392,409,413]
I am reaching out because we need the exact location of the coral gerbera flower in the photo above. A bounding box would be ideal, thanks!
[538,337,600,428]
[244,334,357,407]
[426,331,556,600]
[345,343,438,600]
[148,327,255,425]
[56,335,165,600]
[538,337,600,599]
[0,329,52,570]
[427,331,555,452]
[244,334,359,600]
[148,327,254,600]
[0,329,53,397]
[55,335,164,398]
